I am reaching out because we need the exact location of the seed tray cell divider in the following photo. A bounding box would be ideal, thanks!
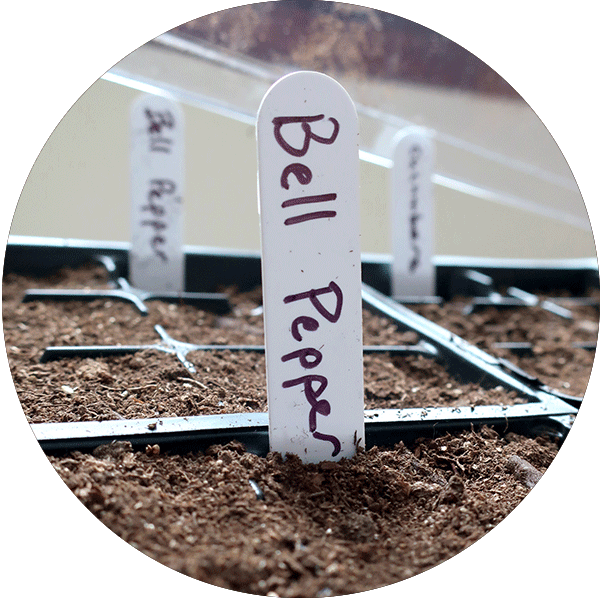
[493,340,597,354]
[40,323,437,373]
[361,284,585,411]
[459,269,575,319]
[361,283,581,404]
[32,406,575,457]
[5,236,593,456]
[23,254,231,315]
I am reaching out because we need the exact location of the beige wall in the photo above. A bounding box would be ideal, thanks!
[11,79,262,251]
[11,74,596,260]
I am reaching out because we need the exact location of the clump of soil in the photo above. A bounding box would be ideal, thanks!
[52,427,557,597]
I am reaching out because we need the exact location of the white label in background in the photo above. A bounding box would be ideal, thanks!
[257,71,364,464]
[391,127,436,298]
[130,93,184,292]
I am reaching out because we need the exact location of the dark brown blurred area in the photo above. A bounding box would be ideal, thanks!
[173,1,521,99]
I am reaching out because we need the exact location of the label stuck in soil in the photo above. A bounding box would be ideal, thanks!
[130,93,184,292]
[390,127,436,298]
[257,71,364,463]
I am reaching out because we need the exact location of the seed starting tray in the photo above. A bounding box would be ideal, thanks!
[5,235,596,456]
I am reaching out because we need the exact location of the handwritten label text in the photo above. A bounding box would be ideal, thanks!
[391,128,436,298]
[257,71,363,463]
[130,94,184,292]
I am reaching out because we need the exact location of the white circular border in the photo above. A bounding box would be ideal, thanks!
[2,2,596,598]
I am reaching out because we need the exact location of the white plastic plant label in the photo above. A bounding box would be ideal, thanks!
[390,127,436,298]
[257,71,364,463]
[130,93,185,292]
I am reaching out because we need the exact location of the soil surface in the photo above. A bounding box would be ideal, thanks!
[2,263,593,595]
[3,264,595,423]
[51,429,557,597]
[412,293,598,397]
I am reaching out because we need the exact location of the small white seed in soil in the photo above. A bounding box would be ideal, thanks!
[61,385,75,394]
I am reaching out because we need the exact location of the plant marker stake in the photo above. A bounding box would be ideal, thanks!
[130,93,185,292]
[391,127,436,298]
[257,71,364,463]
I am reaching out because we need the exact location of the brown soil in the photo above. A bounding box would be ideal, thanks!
[4,264,594,424]
[2,262,592,595]
[51,428,557,597]
[413,295,598,397]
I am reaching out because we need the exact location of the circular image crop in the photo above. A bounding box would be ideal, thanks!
[3,2,597,598]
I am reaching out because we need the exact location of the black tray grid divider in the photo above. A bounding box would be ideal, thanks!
[5,237,594,456]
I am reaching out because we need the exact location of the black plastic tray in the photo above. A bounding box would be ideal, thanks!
[5,235,593,455]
